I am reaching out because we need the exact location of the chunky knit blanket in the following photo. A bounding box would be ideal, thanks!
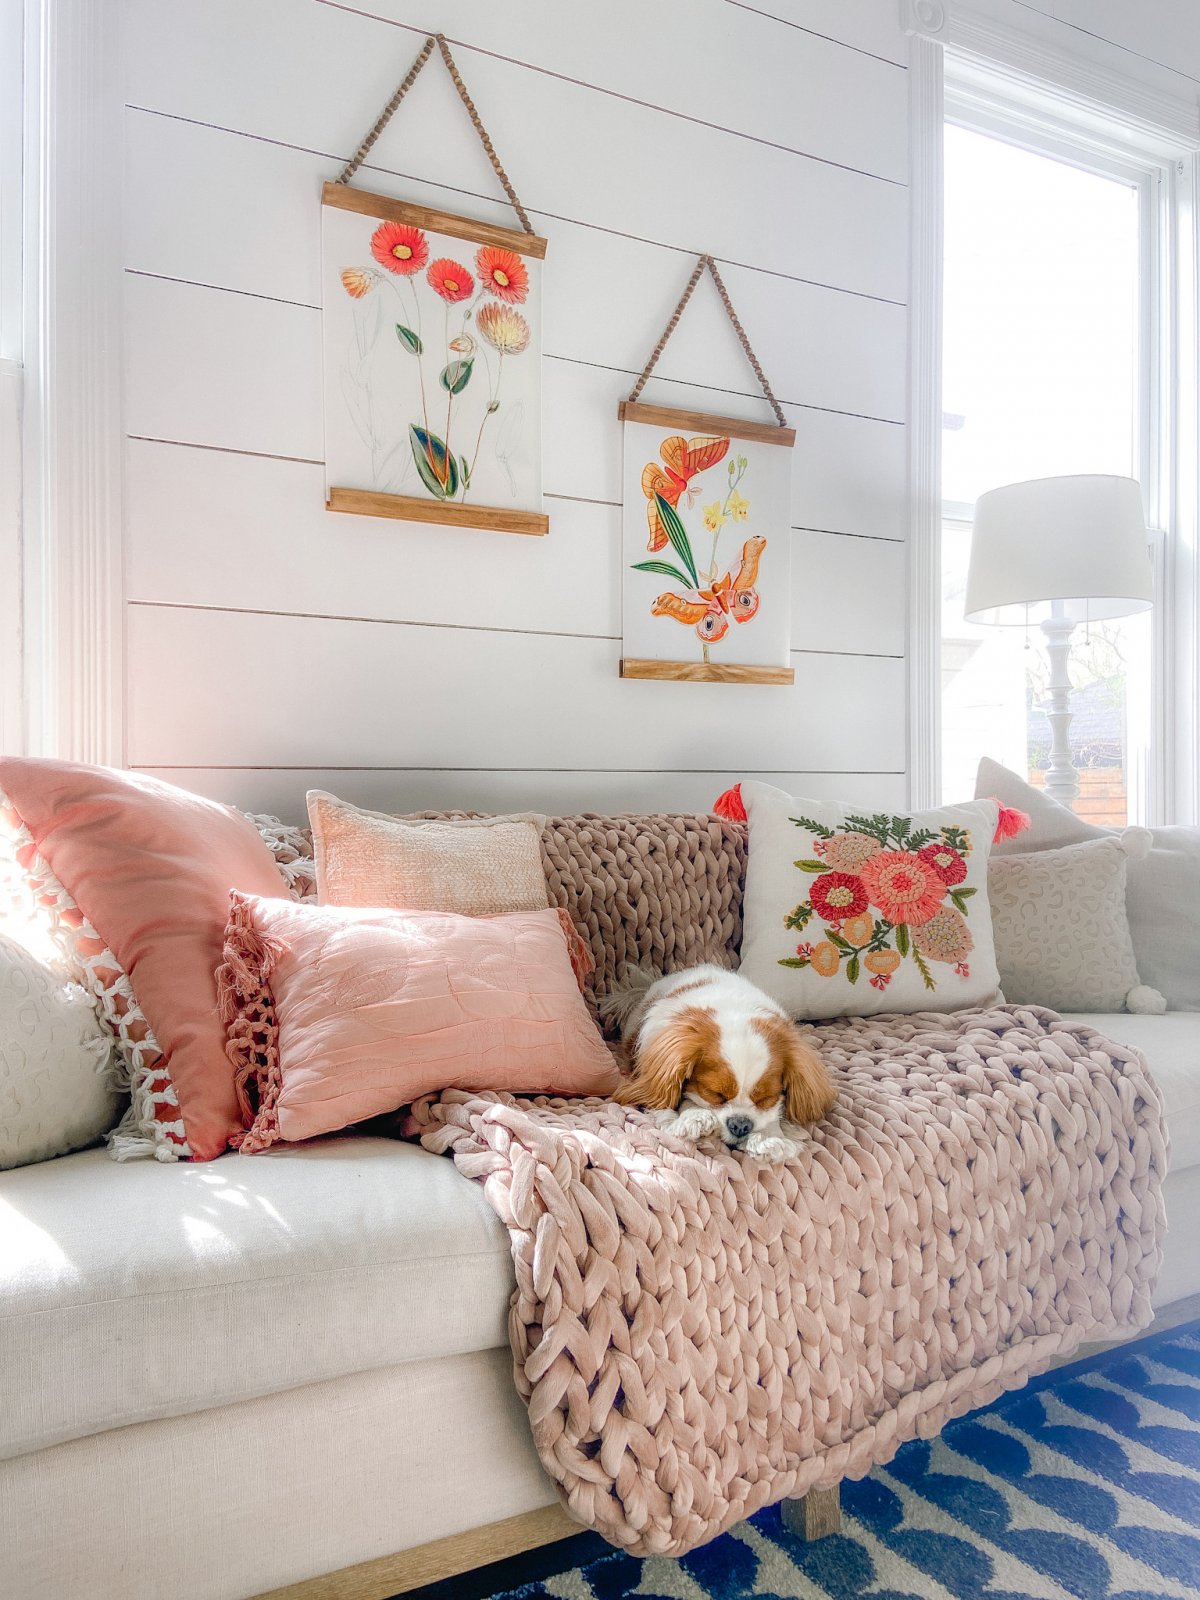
[408,1004,1167,1557]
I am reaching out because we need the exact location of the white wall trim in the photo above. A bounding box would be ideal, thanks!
[21,0,124,764]
[906,31,944,809]
[949,3,1200,155]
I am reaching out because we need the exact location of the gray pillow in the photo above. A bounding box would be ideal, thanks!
[976,757,1200,1010]
[988,836,1161,1012]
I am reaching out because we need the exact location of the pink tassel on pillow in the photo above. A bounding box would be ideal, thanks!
[991,801,1031,843]
[714,783,747,823]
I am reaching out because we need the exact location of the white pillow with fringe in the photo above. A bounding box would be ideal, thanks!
[0,931,122,1168]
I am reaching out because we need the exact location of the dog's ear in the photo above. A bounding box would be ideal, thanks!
[612,1009,712,1109]
[761,1015,836,1126]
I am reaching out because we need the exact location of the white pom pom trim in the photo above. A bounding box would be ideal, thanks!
[1120,826,1153,861]
[1126,984,1167,1014]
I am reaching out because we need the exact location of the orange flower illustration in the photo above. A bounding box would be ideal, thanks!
[340,267,379,299]
[475,245,530,304]
[858,850,947,927]
[477,301,531,355]
[370,220,429,275]
[427,258,474,303]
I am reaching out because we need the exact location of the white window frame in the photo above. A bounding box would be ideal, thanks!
[905,2,1200,827]
[941,91,1171,822]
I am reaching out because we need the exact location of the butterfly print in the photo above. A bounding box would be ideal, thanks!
[641,434,730,551]
[652,536,766,643]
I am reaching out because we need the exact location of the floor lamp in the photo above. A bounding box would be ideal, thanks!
[964,474,1154,808]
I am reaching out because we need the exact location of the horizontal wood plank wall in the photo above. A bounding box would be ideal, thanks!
[120,0,911,822]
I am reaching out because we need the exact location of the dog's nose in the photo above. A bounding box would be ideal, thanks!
[725,1114,753,1143]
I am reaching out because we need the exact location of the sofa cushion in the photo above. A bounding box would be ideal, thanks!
[0,1135,512,1461]
[1064,1012,1200,1173]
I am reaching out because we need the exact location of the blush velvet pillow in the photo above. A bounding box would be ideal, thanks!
[308,790,549,914]
[218,893,619,1152]
[0,759,288,1160]
[737,781,1003,1019]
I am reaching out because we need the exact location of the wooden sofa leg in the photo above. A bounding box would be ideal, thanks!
[781,1483,841,1540]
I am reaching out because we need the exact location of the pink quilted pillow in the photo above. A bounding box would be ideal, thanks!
[0,759,286,1161]
[217,893,620,1152]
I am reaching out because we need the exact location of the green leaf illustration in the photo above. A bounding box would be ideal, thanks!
[460,454,472,488]
[789,815,836,840]
[653,493,699,587]
[895,923,910,957]
[778,957,810,969]
[396,324,423,355]
[827,931,854,952]
[846,954,860,985]
[912,947,936,991]
[948,886,976,915]
[439,358,473,395]
[408,425,459,500]
[632,560,695,587]
[794,859,828,873]
[784,904,813,930]
[908,829,937,851]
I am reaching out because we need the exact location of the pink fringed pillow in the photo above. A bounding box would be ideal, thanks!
[217,893,619,1152]
[0,759,289,1161]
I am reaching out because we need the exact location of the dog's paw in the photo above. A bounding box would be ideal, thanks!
[665,1107,721,1142]
[742,1129,797,1163]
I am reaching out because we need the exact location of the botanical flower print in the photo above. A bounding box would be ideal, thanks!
[781,811,977,992]
[913,905,974,970]
[475,245,530,304]
[822,830,882,874]
[918,841,967,886]
[858,850,946,927]
[477,301,531,355]
[341,267,380,299]
[336,214,537,504]
[630,448,772,665]
[370,221,429,275]
[809,871,868,923]
[426,258,474,303]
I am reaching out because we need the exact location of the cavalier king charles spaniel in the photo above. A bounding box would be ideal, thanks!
[605,965,835,1161]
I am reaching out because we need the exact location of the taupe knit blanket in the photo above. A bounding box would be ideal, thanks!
[408,1004,1166,1557]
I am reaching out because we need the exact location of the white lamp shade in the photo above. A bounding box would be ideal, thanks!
[965,473,1153,625]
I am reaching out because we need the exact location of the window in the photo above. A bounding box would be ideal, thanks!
[939,114,1161,825]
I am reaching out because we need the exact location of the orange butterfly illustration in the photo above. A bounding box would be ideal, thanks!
[641,434,730,551]
[652,536,766,643]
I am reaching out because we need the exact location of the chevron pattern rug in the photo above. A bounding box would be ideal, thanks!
[410,1321,1200,1600]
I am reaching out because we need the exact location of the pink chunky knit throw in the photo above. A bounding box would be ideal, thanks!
[408,1004,1166,1556]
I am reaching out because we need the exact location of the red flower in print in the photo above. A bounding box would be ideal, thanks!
[858,850,946,927]
[426,258,475,302]
[917,841,967,886]
[371,220,429,275]
[809,872,869,923]
[475,244,529,303]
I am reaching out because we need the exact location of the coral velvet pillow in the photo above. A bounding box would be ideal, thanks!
[736,781,1002,1019]
[218,893,620,1152]
[0,759,286,1160]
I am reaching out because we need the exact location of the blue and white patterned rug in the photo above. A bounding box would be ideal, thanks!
[409,1320,1200,1600]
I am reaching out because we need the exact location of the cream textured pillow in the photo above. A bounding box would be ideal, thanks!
[308,791,550,915]
[988,833,1165,1013]
[0,932,122,1168]
[737,782,1002,1019]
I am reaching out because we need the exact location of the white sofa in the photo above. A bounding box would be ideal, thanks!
[1,1006,1197,1600]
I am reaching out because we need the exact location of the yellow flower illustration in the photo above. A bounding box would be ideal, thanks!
[727,489,750,522]
[703,501,725,534]
[477,301,531,355]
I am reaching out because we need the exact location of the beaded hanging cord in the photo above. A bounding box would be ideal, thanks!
[628,253,788,427]
[336,31,535,235]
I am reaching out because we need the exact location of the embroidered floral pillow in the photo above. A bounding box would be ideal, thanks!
[736,782,1002,1019]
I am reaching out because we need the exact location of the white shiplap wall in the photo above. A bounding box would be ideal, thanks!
[121,0,912,820]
